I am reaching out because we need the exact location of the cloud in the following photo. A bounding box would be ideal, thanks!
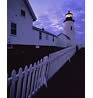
[50,19,59,26]
[33,9,64,35]
[31,0,85,44]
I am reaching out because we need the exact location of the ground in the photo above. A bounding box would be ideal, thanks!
[32,48,85,98]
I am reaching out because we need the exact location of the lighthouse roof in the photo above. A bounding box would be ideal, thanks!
[66,11,73,16]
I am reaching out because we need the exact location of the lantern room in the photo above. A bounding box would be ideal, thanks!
[66,11,72,18]
[64,11,75,22]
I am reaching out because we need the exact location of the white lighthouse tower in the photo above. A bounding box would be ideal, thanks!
[64,11,76,46]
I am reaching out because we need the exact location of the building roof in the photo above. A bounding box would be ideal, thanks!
[25,0,37,21]
[57,33,71,40]
[32,26,57,37]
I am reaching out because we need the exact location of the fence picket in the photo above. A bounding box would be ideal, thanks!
[34,60,39,91]
[29,63,36,96]
[16,67,23,98]
[39,59,43,87]
[37,59,43,88]
[10,70,16,98]
[26,64,32,98]
[45,62,49,80]
[36,60,40,89]
[22,66,28,98]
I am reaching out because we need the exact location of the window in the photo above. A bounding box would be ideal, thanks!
[53,36,54,42]
[21,9,25,17]
[39,31,42,40]
[71,26,72,30]
[46,34,48,40]
[11,23,16,35]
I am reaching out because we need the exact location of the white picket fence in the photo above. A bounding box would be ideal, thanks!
[7,47,76,98]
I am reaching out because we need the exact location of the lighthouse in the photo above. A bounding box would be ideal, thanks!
[64,11,76,46]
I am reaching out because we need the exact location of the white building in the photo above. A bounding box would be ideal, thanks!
[57,33,71,47]
[32,26,58,47]
[7,0,36,45]
[7,0,76,48]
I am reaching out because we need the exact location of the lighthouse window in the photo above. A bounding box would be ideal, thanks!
[71,26,72,30]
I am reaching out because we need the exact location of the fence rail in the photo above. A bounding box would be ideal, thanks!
[7,47,76,98]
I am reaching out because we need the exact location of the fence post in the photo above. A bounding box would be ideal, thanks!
[10,70,16,98]
[22,66,28,98]
[16,67,23,98]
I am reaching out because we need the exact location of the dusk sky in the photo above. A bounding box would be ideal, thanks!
[29,0,85,44]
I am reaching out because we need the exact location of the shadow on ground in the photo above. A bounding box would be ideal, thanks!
[32,48,85,98]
